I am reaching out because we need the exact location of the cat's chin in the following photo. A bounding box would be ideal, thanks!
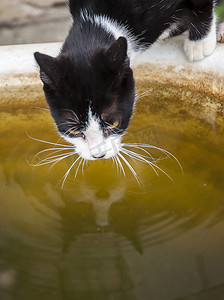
[62,134,122,161]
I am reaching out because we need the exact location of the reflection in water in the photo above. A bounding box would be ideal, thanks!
[69,170,126,227]
[1,94,224,299]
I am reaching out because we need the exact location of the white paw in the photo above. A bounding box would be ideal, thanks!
[217,23,224,43]
[184,36,216,62]
[184,14,217,62]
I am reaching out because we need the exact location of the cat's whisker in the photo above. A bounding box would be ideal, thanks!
[61,109,79,122]
[123,148,173,181]
[121,147,157,165]
[32,106,50,112]
[112,156,119,174]
[111,156,115,168]
[62,126,80,138]
[116,155,126,177]
[37,148,74,161]
[118,152,141,186]
[60,156,82,189]
[104,122,124,135]
[49,153,77,170]
[120,148,159,177]
[81,158,87,176]
[122,142,184,175]
[31,151,76,168]
[149,161,174,181]
[115,156,122,175]
[27,132,74,148]
[122,147,159,162]
[126,145,157,162]
[37,151,76,164]
[33,147,74,161]
[135,89,153,101]
[58,122,79,128]
[74,158,84,179]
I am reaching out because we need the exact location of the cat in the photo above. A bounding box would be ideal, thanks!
[34,0,224,161]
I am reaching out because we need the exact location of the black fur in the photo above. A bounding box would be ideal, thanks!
[69,0,222,43]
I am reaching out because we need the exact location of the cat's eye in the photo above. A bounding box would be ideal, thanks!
[68,129,80,135]
[68,129,85,139]
[103,120,120,137]
[107,121,119,129]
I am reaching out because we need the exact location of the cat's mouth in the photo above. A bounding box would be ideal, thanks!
[76,145,121,161]
[63,134,122,161]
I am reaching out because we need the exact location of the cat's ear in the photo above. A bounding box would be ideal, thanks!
[105,37,128,72]
[34,52,59,87]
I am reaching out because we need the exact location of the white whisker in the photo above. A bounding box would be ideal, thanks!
[61,109,79,122]
[41,151,75,164]
[118,152,141,186]
[57,121,78,127]
[112,156,119,174]
[124,148,174,181]
[32,106,50,112]
[60,126,80,136]
[60,156,81,189]
[27,132,74,148]
[135,89,153,101]
[81,158,87,176]
[122,142,183,175]
[125,148,173,181]
[130,145,157,161]
[116,155,126,176]
[121,148,159,176]
[31,152,75,167]
[33,147,74,161]
[74,158,84,179]
[49,153,77,170]
[35,150,75,163]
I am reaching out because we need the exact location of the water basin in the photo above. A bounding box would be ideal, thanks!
[0,39,224,300]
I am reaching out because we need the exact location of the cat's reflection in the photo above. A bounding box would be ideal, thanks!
[2,157,224,298]
[76,181,125,226]
[61,158,127,226]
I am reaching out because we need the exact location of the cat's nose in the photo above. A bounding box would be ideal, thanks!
[92,154,106,159]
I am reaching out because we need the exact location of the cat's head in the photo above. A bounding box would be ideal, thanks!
[34,37,135,160]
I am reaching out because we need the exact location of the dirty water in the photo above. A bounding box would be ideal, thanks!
[0,84,224,300]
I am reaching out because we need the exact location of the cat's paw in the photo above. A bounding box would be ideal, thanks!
[217,23,224,43]
[184,36,216,62]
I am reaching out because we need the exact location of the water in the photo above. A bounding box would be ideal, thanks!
[0,86,224,300]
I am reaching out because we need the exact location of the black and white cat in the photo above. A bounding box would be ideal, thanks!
[35,0,223,161]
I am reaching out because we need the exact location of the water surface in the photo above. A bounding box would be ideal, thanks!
[0,87,224,300]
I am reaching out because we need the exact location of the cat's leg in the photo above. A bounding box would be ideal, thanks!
[184,1,217,61]
[217,22,224,42]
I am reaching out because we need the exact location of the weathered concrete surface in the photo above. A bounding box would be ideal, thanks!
[0,36,223,133]
[1,35,224,94]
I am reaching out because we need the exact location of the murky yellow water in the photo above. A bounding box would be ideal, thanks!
[0,86,224,300]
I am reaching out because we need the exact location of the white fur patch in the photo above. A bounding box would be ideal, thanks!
[217,22,224,43]
[80,9,145,62]
[158,24,178,41]
[63,109,122,160]
[184,13,217,62]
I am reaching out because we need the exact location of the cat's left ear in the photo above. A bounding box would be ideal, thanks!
[34,52,59,87]
[105,37,128,72]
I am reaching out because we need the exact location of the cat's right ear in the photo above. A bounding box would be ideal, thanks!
[105,37,128,72]
[34,52,58,87]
